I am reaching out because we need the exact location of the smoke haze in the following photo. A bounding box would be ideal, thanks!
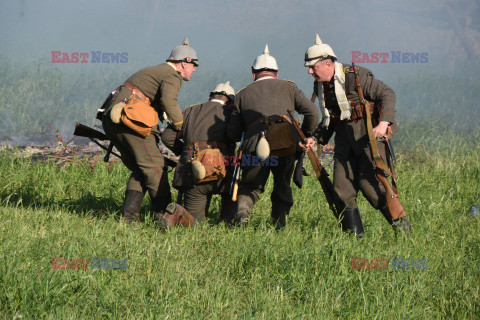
[1,0,479,143]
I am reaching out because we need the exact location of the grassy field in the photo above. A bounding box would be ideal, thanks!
[1,59,479,318]
[0,139,479,318]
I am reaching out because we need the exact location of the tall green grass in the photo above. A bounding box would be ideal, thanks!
[0,141,479,318]
[0,58,479,318]
[391,70,480,151]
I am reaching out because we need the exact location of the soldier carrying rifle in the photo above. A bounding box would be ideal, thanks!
[227,45,318,229]
[98,37,198,224]
[304,34,411,238]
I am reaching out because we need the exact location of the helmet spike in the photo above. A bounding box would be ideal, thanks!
[304,33,336,67]
[182,36,189,46]
[264,44,270,55]
[252,44,278,71]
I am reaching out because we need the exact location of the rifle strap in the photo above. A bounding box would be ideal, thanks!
[363,103,393,177]
[364,102,406,219]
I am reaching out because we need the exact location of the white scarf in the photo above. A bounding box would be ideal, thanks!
[316,62,351,127]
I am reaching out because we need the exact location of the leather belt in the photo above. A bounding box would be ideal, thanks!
[123,82,149,103]
[185,141,226,150]
[246,114,292,132]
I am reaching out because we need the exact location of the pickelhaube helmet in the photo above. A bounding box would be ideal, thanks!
[304,34,337,67]
[252,44,278,71]
[167,36,199,66]
[210,81,235,101]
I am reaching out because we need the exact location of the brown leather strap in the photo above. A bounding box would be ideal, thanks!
[350,101,374,122]
[363,103,393,177]
[246,114,292,132]
[246,117,265,132]
[123,82,149,103]
[185,141,226,150]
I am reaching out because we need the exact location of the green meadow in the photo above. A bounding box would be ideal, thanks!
[0,62,479,318]
[0,140,479,319]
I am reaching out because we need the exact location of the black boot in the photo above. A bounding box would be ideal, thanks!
[234,195,254,226]
[380,206,394,225]
[339,208,364,238]
[122,190,144,223]
[392,217,412,238]
[220,195,236,226]
[271,203,291,231]
[380,207,412,237]
[152,202,166,224]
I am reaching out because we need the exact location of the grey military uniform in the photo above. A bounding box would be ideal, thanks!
[315,64,396,214]
[102,63,184,219]
[162,100,237,224]
[227,76,318,227]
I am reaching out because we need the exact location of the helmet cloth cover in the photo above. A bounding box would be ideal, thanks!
[252,44,278,71]
[304,34,337,67]
[167,36,199,66]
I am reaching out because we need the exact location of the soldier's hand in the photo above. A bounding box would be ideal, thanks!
[373,121,389,139]
[299,137,316,152]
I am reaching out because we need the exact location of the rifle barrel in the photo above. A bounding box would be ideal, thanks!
[287,110,340,217]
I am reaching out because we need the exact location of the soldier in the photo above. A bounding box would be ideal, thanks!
[161,81,237,225]
[227,45,318,229]
[100,37,198,223]
[304,34,411,237]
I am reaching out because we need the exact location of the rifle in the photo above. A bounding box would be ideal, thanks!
[351,63,406,220]
[287,110,341,218]
[74,123,119,162]
[74,123,177,168]
[230,132,245,202]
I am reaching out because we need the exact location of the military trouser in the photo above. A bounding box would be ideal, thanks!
[182,180,235,225]
[103,113,171,216]
[332,146,387,212]
[235,153,295,225]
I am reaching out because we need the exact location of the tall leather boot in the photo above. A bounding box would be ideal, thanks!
[339,208,364,239]
[122,190,144,223]
[380,207,412,238]
[380,206,394,225]
[271,202,290,230]
[152,200,166,223]
[220,195,236,226]
[234,195,254,226]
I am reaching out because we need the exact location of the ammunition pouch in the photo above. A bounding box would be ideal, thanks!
[249,115,296,158]
[186,142,226,184]
[349,101,397,133]
[349,101,375,122]
[120,84,158,137]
